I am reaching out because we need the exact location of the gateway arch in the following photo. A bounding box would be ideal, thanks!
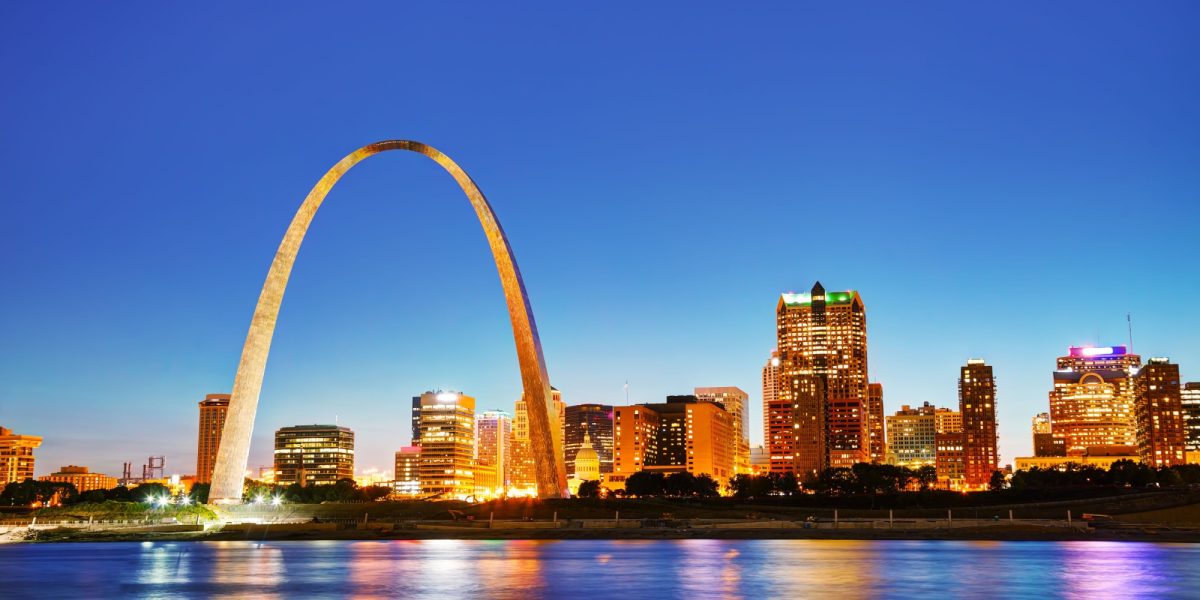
[208,140,568,503]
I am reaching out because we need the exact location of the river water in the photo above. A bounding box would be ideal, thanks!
[1,539,1196,598]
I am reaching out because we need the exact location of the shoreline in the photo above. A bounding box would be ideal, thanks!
[13,524,1200,544]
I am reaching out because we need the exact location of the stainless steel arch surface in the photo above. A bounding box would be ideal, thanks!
[208,140,568,503]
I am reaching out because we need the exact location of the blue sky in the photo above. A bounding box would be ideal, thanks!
[2,3,1197,478]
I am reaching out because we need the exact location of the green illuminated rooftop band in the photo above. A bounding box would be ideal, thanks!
[780,291,858,306]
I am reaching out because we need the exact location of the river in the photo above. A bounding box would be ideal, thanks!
[1,539,1196,598]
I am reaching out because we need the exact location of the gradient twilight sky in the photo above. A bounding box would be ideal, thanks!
[2,3,1198,479]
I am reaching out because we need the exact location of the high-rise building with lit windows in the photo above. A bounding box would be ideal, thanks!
[394,446,421,496]
[510,387,565,494]
[273,424,355,486]
[1032,412,1065,457]
[1134,358,1186,467]
[415,390,475,498]
[1183,382,1200,454]
[775,281,869,478]
[1049,346,1141,456]
[885,403,939,469]
[612,396,733,486]
[763,350,792,473]
[196,393,229,484]
[474,410,512,495]
[0,426,41,486]
[695,387,750,474]
[960,360,998,491]
[867,383,885,463]
[564,404,613,477]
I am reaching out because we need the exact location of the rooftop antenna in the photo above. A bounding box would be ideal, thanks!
[1127,313,1134,353]
[624,380,629,405]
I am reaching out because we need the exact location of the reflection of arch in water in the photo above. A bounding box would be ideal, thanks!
[208,141,567,503]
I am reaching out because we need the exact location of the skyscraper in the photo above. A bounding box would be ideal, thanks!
[885,403,939,469]
[867,382,885,464]
[394,446,421,496]
[1134,358,1186,467]
[613,404,660,479]
[416,391,475,498]
[563,404,613,477]
[273,424,355,486]
[510,387,565,495]
[196,393,230,484]
[1032,412,1065,457]
[0,426,42,486]
[1049,346,1141,455]
[763,350,792,473]
[474,410,512,495]
[694,387,750,474]
[1183,382,1200,455]
[960,359,998,491]
[776,282,869,478]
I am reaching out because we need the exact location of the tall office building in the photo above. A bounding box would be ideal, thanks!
[613,404,660,478]
[960,360,998,491]
[273,424,355,486]
[196,393,230,484]
[867,383,885,463]
[563,404,613,477]
[695,387,750,474]
[1134,358,1186,467]
[763,350,792,473]
[474,410,512,495]
[510,387,565,494]
[1183,382,1200,454]
[885,403,939,469]
[1032,412,1065,457]
[612,397,734,486]
[411,395,422,446]
[416,391,475,498]
[776,282,869,477]
[1049,346,1141,455]
[0,426,42,485]
[394,446,421,496]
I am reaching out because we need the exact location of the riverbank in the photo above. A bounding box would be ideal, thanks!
[9,521,1200,544]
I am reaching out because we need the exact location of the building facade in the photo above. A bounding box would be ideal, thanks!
[775,282,869,478]
[885,403,939,469]
[273,424,355,486]
[694,387,750,474]
[960,360,998,491]
[1049,346,1141,456]
[612,396,734,486]
[196,393,230,484]
[1134,358,1186,467]
[0,426,42,486]
[510,387,565,495]
[1032,412,1065,456]
[474,410,512,496]
[39,465,118,493]
[763,350,792,473]
[416,391,475,498]
[935,431,965,490]
[563,403,614,477]
[1183,382,1200,455]
[867,383,885,464]
[394,446,421,496]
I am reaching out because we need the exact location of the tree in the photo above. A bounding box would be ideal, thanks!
[1,480,78,506]
[576,480,602,498]
[133,483,171,503]
[915,466,938,491]
[693,474,720,498]
[624,471,666,497]
[988,470,1007,491]
[189,483,211,504]
[665,472,698,497]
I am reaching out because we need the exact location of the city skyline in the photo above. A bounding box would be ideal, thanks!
[3,4,1198,480]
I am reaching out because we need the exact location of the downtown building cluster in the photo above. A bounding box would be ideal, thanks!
[6,283,1198,501]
